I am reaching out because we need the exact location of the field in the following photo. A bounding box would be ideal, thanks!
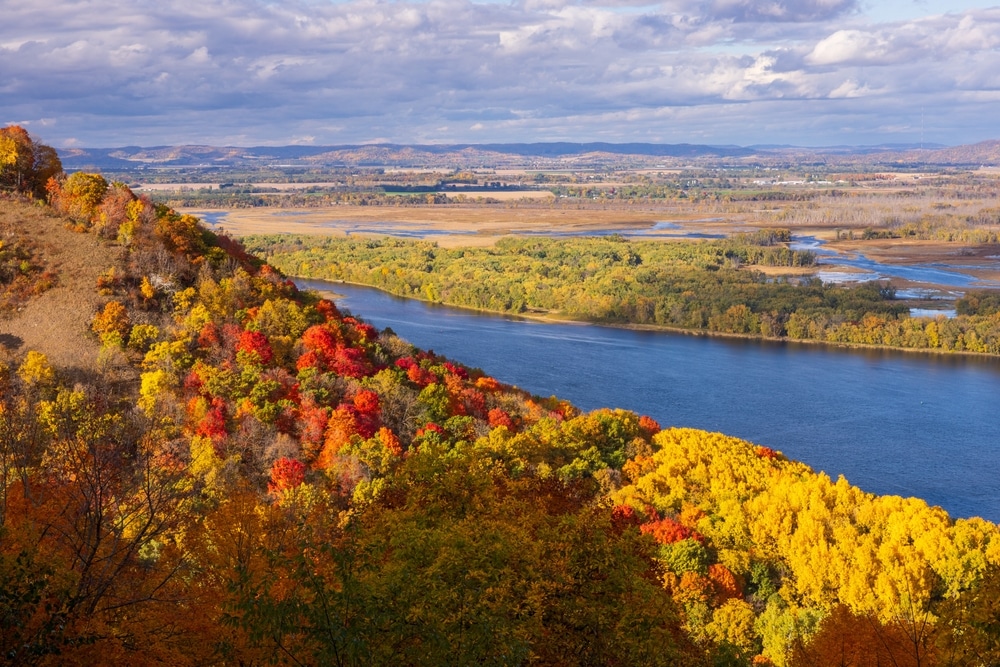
[182,204,679,248]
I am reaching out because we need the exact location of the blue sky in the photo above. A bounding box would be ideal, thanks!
[2,0,998,148]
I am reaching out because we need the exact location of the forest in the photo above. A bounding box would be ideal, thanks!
[2,126,1000,665]
[245,233,1000,355]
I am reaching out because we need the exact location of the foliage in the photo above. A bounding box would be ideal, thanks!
[0,126,62,199]
[244,234,1000,356]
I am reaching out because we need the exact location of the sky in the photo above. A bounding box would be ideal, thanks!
[2,0,999,148]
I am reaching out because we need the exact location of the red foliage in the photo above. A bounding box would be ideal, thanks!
[611,504,642,534]
[756,446,778,460]
[638,415,662,438]
[298,402,329,447]
[442,361,468,380]
[475,376,503,393]
[268,457,307,495]
[296,350,322,372]
[274,404,298,435]
[343,316,377,343]
[488,408,515,430]
[406,364,437,387]
[183,370,204,394]
[298,325,372,378]
[376,427,403,457]
[198,322,221,349]
[395,356,417,372]
[459,388,486,418]
[331,345,371,378]
[351,390,381,438]
[214,234,256,269]
[219,323,243,356]
[640,516,705,545]
[302,324,341,355]
[353,389,380,414]
[237,330,273,365]
[315,298,340,321]
[416,422,444,438]
[195,398,228,441]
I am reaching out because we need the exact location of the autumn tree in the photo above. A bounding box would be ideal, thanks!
[0,126,62,198]
[48,171,109,224]
[0,379,194,664]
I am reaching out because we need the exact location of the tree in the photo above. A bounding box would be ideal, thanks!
[0,126,62,198]
[49,171,109,224]
[0,382,193,664]
[790,605,929,667]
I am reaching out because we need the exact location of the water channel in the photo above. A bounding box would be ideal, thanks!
[299,279,1000,523]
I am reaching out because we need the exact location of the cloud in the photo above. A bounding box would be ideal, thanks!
[806,29,891,65]
[0,1,998,147]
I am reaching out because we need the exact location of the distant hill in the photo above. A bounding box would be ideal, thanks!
[59,139,1000,171]
[902,140,1000,165]
[59,142,759,170]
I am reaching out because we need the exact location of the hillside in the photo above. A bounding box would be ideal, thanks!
[0,200,122,371]
[3,155,1000,664]
[59,139,1000,171]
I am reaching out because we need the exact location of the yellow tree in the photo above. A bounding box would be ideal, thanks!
[0,126,62,198]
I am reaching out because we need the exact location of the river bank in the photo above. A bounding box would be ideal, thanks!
[300,277,1000,361]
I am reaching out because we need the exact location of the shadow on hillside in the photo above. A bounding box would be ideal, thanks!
[0,333,23,352]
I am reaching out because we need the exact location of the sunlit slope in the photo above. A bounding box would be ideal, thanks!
[0,199,123,370]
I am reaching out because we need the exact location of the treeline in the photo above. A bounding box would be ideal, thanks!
[3,178,1000,664]
[245,233,1000,355]
[549,184,822,202]
[160,190,519,209]
[846,218,1000,244]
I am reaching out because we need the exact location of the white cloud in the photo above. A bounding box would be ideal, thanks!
[807,29,889,65]
[828,78,871,97]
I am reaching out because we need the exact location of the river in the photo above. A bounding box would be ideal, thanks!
[298,279,1000,522]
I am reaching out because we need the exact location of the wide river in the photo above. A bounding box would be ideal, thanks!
[297,279,1000,523]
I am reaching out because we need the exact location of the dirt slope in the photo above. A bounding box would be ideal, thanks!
[0,200,121,372]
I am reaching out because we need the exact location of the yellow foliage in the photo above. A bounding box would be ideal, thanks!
[143,340,193,373]
[92,300,130,341]
[189,434,222,479]
[128,324,160,352]
[707,599,758,655]
[37,387,87,436]
[140,276,156,300]
[615,426,1000,634]
[138,369,175,416]
[173,287,197,313]
[17,350,55,386]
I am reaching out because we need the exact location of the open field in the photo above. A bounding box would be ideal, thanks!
[182,204,712,248]
[445,190,556,201]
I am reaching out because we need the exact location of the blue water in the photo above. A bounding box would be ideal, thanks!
[792,235,999,288]
[191,211,229,226]
[299,279,1000,522]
